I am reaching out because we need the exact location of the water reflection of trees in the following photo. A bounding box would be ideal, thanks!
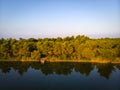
[0,62,119,79]
[95,63,115,79]
[114,64,120,70]
[74,63,94,76]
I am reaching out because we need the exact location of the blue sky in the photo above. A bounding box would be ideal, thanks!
[0,0,120,38]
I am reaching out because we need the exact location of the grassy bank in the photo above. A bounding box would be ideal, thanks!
[0,59,120,64]
[46,59,120,64]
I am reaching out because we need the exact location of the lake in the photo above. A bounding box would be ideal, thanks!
[0,62,120,90]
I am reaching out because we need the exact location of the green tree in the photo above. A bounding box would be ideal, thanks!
[31,50,41,60]
[81,47,95,60]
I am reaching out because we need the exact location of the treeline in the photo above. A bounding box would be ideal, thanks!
[0,35,120,61]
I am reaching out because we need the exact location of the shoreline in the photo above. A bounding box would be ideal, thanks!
[46,60,120,64]
[0,59,120,64]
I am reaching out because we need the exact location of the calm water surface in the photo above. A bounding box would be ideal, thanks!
[0,62,120,90]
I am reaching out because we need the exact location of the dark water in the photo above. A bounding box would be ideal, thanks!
[0,62,120,90]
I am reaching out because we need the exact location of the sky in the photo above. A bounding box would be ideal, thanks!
[0,0,120,39]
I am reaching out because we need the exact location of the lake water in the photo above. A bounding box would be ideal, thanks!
[0,62,120,90]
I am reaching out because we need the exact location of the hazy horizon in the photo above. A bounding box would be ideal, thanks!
[0,0,120,39]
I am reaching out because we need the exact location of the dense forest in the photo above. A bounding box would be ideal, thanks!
[0,35,120,61]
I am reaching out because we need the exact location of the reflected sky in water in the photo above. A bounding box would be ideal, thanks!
[0,62,120,90]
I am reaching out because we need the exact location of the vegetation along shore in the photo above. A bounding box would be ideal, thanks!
[0,35,120,63]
